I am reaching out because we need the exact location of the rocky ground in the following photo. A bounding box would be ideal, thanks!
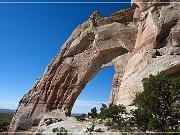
[35,116,120,135]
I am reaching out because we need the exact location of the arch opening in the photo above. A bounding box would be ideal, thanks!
[71,66,115,114]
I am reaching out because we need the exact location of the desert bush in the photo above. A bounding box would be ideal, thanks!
[132,72,180,132]
[52,127,67,135]
[87,72,180,133]
[88,107,97,118]
[0,121,9,132]
[98,103,132,131]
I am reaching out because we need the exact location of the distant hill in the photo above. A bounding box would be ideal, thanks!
[0,109,15,114]
[0,109,14,132]
[71,113,83,117]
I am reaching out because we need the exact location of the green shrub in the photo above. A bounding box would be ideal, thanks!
[52,127,57,132]
[88,107,97,118]
[87,72,180,133]
[98,103,108,119]
[132,72,180,132]
[0,121,9,132]
[98,103,132,131]
[52,127,67,135]
[104,119,114,126]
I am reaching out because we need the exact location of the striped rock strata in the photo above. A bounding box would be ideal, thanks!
[9,8,137,132]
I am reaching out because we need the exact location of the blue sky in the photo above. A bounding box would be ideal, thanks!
[0,1,131,113]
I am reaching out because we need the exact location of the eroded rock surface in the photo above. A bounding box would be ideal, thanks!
[9,8,136,133]
[39,116,109,135]
[9,0,180,133]
[115,0,180,107]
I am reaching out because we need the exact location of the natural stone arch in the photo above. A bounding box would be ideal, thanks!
[61,50,126,115]
[43,22,136,116]
[46,44,128,116]
[9,13,137,132]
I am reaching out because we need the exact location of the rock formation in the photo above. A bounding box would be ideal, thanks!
[9,0,180,133]
[115,0,180,106]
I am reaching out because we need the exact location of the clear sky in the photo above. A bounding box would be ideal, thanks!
[0,0,131,113]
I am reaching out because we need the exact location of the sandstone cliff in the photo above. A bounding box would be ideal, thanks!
[9,0,180,133]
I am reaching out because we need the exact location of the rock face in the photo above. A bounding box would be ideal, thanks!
[9,8,136,133]
[115,0,180,106]
[39,116,108,135]
[9,0,180,133]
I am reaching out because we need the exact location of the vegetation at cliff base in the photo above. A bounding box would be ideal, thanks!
[98,103,132,131]
[52,127,68,135]
[0,113,13,132]
[88,107,98,118]
[84,73,180,133]
[132,72,180,132]
[75,113,87,121]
